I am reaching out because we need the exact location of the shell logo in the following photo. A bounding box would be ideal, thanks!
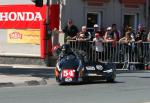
[9,32,22,39]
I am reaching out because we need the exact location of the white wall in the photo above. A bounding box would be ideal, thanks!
[60,0,85,31]
[0,0,48,5]
[0,0,32,4]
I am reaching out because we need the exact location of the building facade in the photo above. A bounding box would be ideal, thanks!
[60,0,147,33]
[0,0,148,56]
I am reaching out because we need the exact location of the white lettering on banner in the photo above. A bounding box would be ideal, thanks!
[26,12,34,21]
[17,12,26,21]
[0,12,42,21]
[9,12,17,21]
[0,12,8,21]
[34,12,42,21]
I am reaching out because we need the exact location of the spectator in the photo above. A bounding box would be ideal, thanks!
[119,27,135,45]
[135,24,147,42]
[135,25,148,62]
[147,30,150,61]
[119,31,136,62]
[104,27,117,60]
[75,26,91,52]
[93,33,104,62]
[76,26,91,41]
[127,27,135,42]
[104,27,117,43]
[91,24,101,40]
[63,19,79,42]
[147,30,150,42]
[93,33,104,53]
[119,31,132,44]
[112,24,121,41]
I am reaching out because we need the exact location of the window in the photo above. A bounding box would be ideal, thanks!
[87,12,102,33]
[123,14,139,32]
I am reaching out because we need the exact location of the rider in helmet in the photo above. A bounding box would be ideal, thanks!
[59,44,74,59]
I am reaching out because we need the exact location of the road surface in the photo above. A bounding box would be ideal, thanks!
[0,72,150,103]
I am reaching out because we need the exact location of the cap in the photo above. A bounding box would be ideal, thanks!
[94,24,99,28]
[82,26,87,29]
[107,27,112,30]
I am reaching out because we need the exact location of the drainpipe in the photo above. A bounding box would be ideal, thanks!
[112,0,115,23]
[45,0,58,66]
[146,0,149,32]
[59,0,64,31]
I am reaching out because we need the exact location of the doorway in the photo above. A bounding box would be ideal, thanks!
[123,14,139,32]
[87,12,102,33]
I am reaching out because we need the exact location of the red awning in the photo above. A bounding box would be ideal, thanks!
[83,0,110,6]
[120,0,146,4]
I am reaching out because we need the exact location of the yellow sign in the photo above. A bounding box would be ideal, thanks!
[7,29,40,44]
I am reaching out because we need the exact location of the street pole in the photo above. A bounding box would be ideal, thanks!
[146,0,149,32]
[44,0,58,66]
[45,0,51,66]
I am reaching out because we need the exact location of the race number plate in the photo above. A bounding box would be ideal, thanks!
[62,70,75,78]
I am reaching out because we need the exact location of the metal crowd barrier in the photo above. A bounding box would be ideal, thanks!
[67,40,150,65]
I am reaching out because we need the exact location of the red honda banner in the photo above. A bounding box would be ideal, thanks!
[0,5,46,29]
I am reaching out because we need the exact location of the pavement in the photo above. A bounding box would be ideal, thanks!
[0,64,55,88]
[0,75,47,87]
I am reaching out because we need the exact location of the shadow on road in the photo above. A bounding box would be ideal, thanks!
[140,76,150,78]
[0,68,55,79]
[59,81,125,86]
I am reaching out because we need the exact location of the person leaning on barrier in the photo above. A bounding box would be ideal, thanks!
[135,24,147,42]
[119,27,135,44]
[112,24,121,41]
[75,26,91,51]
[62,19,79,42]
[104,27,117,42]
[135,25,148,63]
[119,31,133,44]
[76,26,91,41]
[119,27,137,63]
[103,27,117,60]
[104,27,117,47]
[147,29,150,42]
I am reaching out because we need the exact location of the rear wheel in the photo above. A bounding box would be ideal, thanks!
[106,72,116,83]
[106,77,115,83]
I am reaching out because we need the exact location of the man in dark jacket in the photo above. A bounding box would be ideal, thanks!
[63,19,79,43]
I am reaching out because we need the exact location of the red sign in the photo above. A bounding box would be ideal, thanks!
[0,5,46,29]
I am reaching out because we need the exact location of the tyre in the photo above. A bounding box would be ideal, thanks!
[106,77,115,83]
[106,72,116,83]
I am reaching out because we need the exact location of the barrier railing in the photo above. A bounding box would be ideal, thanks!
[67,40,150,65]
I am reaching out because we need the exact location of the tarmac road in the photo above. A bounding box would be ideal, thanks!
[0,72,150,103]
